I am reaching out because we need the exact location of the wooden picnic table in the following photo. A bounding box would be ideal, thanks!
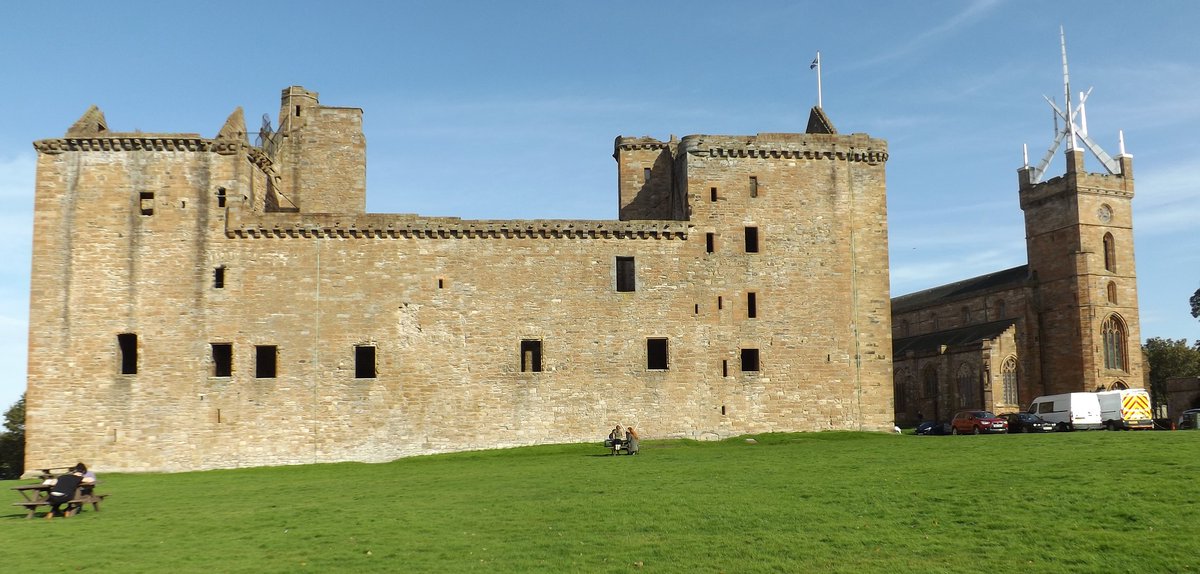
[10,482,108,519]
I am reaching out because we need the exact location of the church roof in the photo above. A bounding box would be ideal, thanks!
[892,319,1017,357]
[891,265,1029,313]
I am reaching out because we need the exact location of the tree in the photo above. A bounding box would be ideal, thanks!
[1191,287,1200,321]
[1142,338,1200,411]
[0,394,24,479]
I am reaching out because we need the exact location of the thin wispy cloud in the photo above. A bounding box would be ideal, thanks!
[851,0,1006,69]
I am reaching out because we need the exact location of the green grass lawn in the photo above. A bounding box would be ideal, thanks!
[3,431,1198,573]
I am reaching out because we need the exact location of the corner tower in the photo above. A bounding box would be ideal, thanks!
[272,86,366,213]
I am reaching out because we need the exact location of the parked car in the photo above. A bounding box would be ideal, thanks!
[950,410,1008,434]
[915,421,950,435]
[1003,412,1056,433]
[1179,409,1200,430]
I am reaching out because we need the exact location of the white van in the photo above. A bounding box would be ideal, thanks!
[1027,393,1103,431]
[1096,388,1154,430]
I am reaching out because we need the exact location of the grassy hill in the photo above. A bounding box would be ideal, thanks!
[3,431,1198,573]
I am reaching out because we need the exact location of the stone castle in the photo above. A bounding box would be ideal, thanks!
[25,87,893,472]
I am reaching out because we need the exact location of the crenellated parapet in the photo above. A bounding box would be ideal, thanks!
[680,133,888,163]
[226,208,689,240]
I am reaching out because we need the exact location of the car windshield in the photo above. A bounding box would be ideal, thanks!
[975,411,997,418]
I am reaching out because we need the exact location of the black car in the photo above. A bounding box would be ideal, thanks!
[915,421,950,435]
[1003,412,1056,433]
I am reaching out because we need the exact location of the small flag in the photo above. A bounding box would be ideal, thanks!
[810,55,819,70]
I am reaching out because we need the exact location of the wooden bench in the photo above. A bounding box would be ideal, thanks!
[11,492,109,519]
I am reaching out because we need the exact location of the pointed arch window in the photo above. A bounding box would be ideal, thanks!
[1103,233,1116,272]
[922,366,938,399]
[1001,356,1019,405]
[957,364,976,408]
[1106,281,1118,304]
[1102,314,1127,371]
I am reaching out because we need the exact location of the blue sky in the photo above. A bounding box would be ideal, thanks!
[1,0,1197,408]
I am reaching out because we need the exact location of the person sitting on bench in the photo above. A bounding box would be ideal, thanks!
[44,464,86,520]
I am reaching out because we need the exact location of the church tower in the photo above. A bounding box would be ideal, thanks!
[1016,30,1143,396]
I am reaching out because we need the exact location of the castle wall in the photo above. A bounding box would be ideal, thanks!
[24,95,892,473]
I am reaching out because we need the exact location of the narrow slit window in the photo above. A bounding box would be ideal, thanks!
[745,227,759,253]
[216,187,227,208]
[255,345,278,379]
[214,266,226,289]
[520,340,543,373]
[355,345,376,379]
[118,333,137,375]
[749,176,759,198]
[747,292,757,318]
[722,360,729,377]
[438,278,445,289]
[741,348,760,372]
[616,256,635,292]
[295,105,301,117]
[706,233,715,253]
[211,343,232,377]
[643,167,652,182]
[1103,233,1116,272]
[694,304,699,315]
[710,187,718,202]
[718,296,723,310]
[140,192,154,216]
[647,338,669,370]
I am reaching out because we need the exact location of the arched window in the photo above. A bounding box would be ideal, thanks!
[1102,314,1127,371]
[922,365,938,399]
[1110,381,1128,390]
[1001,356,1018,405]
[995,299,1007,319]
[960,307,971,326]
[957,363,976,408]
[1107,281,1118,304]
[894,370,911,412]
[1103,233,1116,272]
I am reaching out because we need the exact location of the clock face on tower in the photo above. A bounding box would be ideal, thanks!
[1097,204,1113,224]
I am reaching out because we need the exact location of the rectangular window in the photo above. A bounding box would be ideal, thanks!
[214,266,226,289]
[749,176,759,198]
[741,348,760,372]
[139,192,154,216]
[643,167,652,182]
[616,256,635,292]
[722,360,729,377]
[255,345,278,379]
[118,333,137,375]
[710,187,718,202]
[706,233,715,253]
[355,345,377,379]
[647,338,669,370]
[745,226,759,253]
[520,340,543,373]
[211,343,232,377]
[216,187,227,208]
[747,292,758,318]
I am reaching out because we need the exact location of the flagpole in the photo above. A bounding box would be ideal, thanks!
[815,51,823,108]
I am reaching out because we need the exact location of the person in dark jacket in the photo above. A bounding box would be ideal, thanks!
[44,466,85,520]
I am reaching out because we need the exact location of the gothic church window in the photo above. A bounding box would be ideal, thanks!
[1001,356,1018,405]
[995,300,1007,319]
[922,366,938,398]
[1103,233,1117,272]
[615,257,635,292]
[1102,315,1127,371]
[1107,281,1118,304]
[957,364,976,408]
